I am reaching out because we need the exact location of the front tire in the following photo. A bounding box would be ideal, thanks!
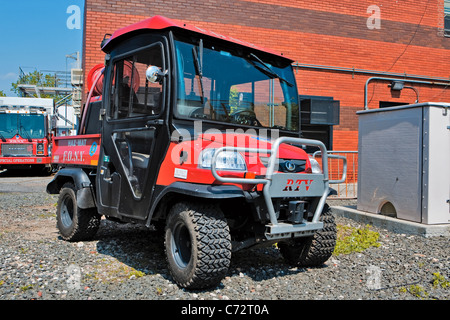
[56,182,101,241]
[279,204,336,267]
[165,202,232,289]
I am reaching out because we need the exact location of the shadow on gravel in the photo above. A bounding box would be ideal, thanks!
[92,219,327,289]
[94,220,169,276]
[229,246,329,282]
[0,168,54,177]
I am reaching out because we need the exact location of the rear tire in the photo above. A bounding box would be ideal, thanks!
[279,204,336,267]
[165,202,232,289]
[56,182,101,241]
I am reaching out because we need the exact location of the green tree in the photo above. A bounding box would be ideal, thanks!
[0,90,6,97]
[11,70,61,100]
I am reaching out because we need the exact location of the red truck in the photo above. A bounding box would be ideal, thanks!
[0,97,54,174]
[47,15,345,289]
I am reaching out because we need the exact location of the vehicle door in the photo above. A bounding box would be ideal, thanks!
[96,38,170,220]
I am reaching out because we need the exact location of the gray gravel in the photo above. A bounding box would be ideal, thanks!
[0,175,449,302]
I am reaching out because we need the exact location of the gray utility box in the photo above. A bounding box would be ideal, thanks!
[357,103,449,225]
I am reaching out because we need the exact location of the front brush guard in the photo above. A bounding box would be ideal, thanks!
[211,137,346,240]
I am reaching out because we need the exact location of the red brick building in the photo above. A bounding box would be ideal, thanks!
[82,0,450,151]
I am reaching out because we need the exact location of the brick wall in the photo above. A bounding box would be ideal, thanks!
[84,0,450,151]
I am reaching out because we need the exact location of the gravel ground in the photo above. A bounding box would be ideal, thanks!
[0,176,449,303]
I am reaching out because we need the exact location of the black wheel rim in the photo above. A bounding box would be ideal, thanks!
[60,195,74,228]
[171,221,192,269]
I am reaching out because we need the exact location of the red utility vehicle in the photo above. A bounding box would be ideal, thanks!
[0,97,54,174]
[47,16,345,289]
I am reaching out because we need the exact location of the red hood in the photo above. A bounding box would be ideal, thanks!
[157,132,312,187]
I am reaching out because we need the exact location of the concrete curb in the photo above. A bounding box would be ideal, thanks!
[331,206,450,238]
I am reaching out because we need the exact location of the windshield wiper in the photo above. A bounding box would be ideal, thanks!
[192,39,205,104]
[248,53,294,87]
[19,126,32,142]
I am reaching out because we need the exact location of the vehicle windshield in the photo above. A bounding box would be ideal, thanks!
[0,113,46,139]
[174,39,299,132]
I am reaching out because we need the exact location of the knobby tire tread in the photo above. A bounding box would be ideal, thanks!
[279,204,337,267]
[57,182,101,242]
[166,202,231,289]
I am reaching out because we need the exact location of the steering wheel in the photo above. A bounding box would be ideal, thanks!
[229,109,262,126]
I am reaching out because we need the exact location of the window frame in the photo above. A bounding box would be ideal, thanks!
[444,0,450,37]
[106,41,166,122]
[172,38,300,132]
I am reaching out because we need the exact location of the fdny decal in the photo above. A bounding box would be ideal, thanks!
[52,134,101,167]
[89,142,98,156]
[283,179,314,192]
[67,139,87,146]
[63,150,84,162]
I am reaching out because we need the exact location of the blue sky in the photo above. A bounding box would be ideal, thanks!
[0,0,85,96]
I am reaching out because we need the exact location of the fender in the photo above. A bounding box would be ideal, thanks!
[46,167,96,209]
[145,181,246,226]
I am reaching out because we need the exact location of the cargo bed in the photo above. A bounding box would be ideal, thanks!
[51,134,101,167]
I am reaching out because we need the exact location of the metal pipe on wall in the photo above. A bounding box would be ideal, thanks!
[364,77,450,110]
[292,63,450,110]
[292,62,450,83]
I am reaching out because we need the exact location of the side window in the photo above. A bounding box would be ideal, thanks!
[112,128,155,198]
[110,44,164,119]
[445,0,450,36]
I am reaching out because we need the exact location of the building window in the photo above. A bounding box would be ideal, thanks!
[445,0,450,36]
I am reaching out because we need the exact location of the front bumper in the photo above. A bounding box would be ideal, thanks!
[211,137,346,240]
[0,156,51,165]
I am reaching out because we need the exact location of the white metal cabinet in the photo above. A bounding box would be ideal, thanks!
[357,103,449,225]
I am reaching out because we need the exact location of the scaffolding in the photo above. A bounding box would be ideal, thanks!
[15,53,83,135]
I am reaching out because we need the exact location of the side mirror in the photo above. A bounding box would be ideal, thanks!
[146,66,167,84]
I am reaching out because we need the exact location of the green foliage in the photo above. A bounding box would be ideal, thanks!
[19,247,29,254]
[229,86,239,113]
[333,224,381,256]
[10,70,62,100]
[38,211,56,219]
[83,261,148,284]
[0,90,6,97]
[402,284,429,299]
[432,272,450,289]
[129,270,145,278]
[399,272,449,299]
[20,284,34,292]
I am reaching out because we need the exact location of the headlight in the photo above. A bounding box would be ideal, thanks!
[37,143,44,155]
[309,157,322,174]
[198,148,247,171]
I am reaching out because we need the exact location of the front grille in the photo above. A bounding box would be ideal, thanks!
[1,144,33,156]
[260,157,306,173]
[278,159,306,173]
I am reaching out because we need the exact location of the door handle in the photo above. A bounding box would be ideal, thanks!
[146,119,164,126]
